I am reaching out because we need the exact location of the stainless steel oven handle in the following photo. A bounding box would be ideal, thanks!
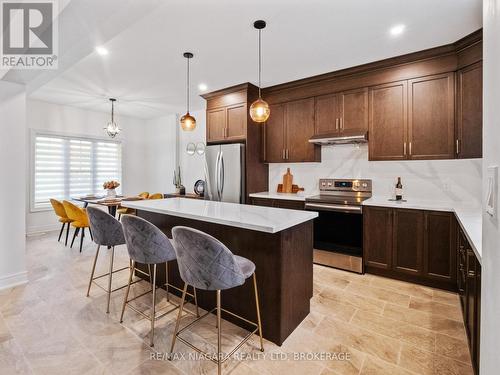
[305,203,362,213]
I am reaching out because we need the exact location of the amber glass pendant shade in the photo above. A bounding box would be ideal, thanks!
[180,52,196,131]
[249,98,270,123]
[250,20,270,124]
[180,112,196,131]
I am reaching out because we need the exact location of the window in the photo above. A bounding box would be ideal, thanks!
[32,132,122,210]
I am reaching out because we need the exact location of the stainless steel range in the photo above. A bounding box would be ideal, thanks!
[305,178,372,274]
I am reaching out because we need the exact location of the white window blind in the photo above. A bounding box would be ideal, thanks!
[32,133,122,210]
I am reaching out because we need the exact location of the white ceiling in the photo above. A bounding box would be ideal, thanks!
[6,0,482,119]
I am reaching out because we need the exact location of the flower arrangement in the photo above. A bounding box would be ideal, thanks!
[103,180,120,190]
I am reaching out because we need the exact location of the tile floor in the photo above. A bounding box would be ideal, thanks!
[0,231,473,374]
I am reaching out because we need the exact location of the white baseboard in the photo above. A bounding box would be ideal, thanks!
[0,271,28,291]
[26,223,61,235]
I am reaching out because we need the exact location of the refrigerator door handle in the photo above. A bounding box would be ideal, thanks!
[219,151,225,199]
[215,151,221,200]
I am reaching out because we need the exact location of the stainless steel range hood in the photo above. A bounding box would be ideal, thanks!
[308,130,368,145]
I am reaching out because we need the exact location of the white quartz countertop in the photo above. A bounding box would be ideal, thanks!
[121,198,317,234]
[249,191,307,201]
[363,197,482,263]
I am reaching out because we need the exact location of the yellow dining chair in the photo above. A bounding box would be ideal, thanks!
[50,199,73,246]
[117,192,150,220]
[149,193,163,200]
[63,200,92,253]
[138,191,150,199]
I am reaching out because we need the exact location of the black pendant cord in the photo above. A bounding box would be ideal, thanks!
[186,56,190,114]
[111,100,114,123]
[258,28,262,98]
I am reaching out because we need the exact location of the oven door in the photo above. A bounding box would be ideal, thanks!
[305,203,364,273]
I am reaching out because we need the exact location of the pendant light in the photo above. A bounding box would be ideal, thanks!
[104,98,120,138]
[180,52,196,131]
[249,20,270,123]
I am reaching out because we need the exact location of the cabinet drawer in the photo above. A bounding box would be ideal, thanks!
[251,198,275,207]
[275,200,304,210]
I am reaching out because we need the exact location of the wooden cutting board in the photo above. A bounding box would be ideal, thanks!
[282,168,293,193]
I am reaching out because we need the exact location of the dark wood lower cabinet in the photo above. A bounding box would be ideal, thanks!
[392,209,424,275]
[363,206,392,270]
[458,227,481,375]
[250,197,305,210]
[364,206,456,291]
[423,211,457,283]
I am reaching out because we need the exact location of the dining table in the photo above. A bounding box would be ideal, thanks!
[72,195,146,217]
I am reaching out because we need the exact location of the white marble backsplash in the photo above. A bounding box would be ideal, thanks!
[269,144,482,206]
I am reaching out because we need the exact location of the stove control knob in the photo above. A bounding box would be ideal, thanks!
[327,182,332,187]
[362,183,368,188]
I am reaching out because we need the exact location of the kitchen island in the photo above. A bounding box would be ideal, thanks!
[121,198,318,345]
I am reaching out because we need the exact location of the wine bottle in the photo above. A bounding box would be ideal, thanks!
[395,177,403,201]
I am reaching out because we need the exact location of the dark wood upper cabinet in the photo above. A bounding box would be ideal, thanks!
[204,86,250,144]
[423,211,457,283]
[314,94,341,135]
[226,103,247,140]
[341,88,368,132]
[286,98,318,162]
[264,98,320,163]
[392,209,424,275]
[264,103,285,163]
[457,62,482,159]
[207,108,226,143]
[408,73,455,159]
[368,81,408,161]
[314,88,368,136]
[363,206,392,270]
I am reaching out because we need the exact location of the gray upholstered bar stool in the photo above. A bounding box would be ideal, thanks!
[120,215,199,347]
[169,226,264,375]
[86,206,139,313]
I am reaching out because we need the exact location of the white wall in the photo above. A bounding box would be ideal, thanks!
[177,109,207,193]
[26,100,177,233]
[144,114,178,193]
[0,81,27,289]
[269,144,482,206]
[481,1,499,373]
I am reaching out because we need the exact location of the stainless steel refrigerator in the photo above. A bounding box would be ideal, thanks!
[204,144,245,203]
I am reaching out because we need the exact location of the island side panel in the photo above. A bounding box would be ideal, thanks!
[280,220,314,341]
[135,209,313,346]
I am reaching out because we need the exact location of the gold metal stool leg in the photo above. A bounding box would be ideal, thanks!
[169,283,188,357]
[253,273,264,352]
[193,286,200,317]
[165,262,169,302]
[120,260,134,323]
[168,279,264,373]
[150,264,157,347]
[86,245,100,297]
[106,246,115,313]
[216,290,222,375]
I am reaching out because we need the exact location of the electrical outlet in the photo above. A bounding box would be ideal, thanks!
[442,182,450,192]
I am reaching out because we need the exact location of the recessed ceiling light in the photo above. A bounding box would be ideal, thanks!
[198,83,208,91]
[389,24,406,37]
[95,46,109,56]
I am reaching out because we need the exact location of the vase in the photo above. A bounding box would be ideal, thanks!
[106,188,116,198]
